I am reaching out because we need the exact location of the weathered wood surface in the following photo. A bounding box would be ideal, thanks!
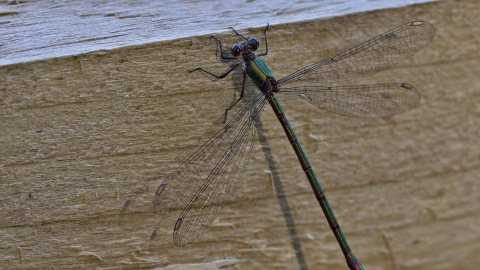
[1,1,480,269]
[0,0,433,65]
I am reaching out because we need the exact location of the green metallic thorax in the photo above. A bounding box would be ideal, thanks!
[245,57,274,89]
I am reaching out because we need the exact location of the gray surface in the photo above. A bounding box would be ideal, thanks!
[0,0,435,66]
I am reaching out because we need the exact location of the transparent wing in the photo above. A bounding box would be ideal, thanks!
[277,21,435,86]
[154,92,268,246]
[279,83,420,118]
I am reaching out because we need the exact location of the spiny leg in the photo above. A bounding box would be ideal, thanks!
[189,62,242,79]
[222,70,247,123]
[229,27,248,40]
[256,24,270,57]
[211,35,237,60]
[189,35,240,78]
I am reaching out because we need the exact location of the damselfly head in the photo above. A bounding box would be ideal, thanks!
[231,37,260,58]
[247,37,259,51]
[231,43,242,57]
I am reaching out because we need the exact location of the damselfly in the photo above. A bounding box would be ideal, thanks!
[154,21,435,270]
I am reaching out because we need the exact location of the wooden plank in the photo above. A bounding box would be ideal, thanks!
[1,1,480,269]
[0,0,433,65]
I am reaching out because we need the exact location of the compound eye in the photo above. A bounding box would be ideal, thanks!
[247,37,259,51]
[231,44,241,57]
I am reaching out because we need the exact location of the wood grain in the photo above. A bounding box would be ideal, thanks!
[1,1,479,269]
